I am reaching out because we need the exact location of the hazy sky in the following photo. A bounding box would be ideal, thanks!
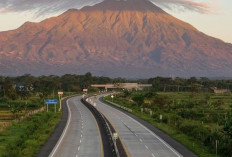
[0,0,231,43]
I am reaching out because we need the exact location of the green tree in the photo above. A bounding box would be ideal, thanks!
[132,94,144,106]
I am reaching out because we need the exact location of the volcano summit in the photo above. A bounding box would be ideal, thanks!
[0,0,232,77]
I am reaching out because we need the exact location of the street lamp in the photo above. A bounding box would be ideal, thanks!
[111,95,114,102]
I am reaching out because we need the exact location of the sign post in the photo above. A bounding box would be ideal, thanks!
[45,99,58,112]
[113,132,119,155]
[113,132,118,140]
[83,89,88,94]
[58,91,64,111]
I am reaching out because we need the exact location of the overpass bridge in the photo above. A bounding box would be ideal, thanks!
[91,83,152,91]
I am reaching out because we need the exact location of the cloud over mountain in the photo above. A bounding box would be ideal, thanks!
[0,0,213,15]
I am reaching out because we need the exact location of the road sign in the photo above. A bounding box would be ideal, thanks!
[111,95,114,98]
[45,99,58,104]
[113,133,118,140]
[18,85,25,89]
[58,91,63,95]
[83,89,88,92]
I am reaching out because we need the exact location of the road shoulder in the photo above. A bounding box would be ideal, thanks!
[36,98,69,157]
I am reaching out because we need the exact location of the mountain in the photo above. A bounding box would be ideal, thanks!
[0,0,232,78]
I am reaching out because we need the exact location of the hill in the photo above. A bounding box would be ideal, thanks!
[0,0,231,78]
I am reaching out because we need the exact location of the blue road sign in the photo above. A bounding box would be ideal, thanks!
[45,99,58,104]
[18,85,25,89]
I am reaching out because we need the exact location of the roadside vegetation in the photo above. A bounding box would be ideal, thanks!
[0,111,61,157]
[104,77,232,157]
[0,73,126,156]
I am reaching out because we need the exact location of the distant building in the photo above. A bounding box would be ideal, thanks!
[211,87,229,94]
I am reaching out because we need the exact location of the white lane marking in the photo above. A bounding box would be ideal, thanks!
[78,146,80,151]
[80,139,82,143]
[49,98,72,157]
[126,115,182,157]
[97,97,182,157]
[119,115,156,157]
[152,153,155,157]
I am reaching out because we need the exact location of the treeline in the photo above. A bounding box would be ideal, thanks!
[1,74,232,101]
[0,73,127,100]
[148,77,232,92]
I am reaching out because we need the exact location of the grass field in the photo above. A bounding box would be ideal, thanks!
[0,111,61,157]
[0,97,42,131]
[0,95,64,156]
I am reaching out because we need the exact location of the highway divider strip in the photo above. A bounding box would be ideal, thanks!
[81,97,129,157]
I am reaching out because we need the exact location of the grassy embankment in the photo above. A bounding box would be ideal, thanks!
[0,95,67,157]
[0,111,61,157]
[103,92,232,157]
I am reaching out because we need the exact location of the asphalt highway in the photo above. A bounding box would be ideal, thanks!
[90,95,183,157]
[49,96,103,157]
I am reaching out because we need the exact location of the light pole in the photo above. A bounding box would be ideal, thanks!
[111,95,114,103]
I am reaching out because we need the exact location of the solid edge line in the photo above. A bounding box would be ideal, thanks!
[101,96,183,157]
[104,111,131,157]
[49,98,72,157]
[81,99,104,157]
[96,96,131,157]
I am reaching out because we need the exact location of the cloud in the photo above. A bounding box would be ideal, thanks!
[151,0,212,13]
[0,0,102,15]
[0,0,215,16]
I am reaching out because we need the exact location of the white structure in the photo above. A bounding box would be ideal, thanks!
[91,83,152,91]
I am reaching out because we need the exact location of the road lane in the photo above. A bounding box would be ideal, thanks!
[90,95,183,157]
[49,96,102,157]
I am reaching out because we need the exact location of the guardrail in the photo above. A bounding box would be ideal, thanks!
[104,100,133,113]
[81,97,129,157]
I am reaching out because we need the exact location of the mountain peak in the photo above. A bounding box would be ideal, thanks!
[0,0,231,77]
[80,0,165,13]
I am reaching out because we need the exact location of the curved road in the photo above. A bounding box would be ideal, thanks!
[49,96,103,157]
[90,95,183,157]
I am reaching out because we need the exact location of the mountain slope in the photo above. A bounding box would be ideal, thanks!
[0,0,231,77]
